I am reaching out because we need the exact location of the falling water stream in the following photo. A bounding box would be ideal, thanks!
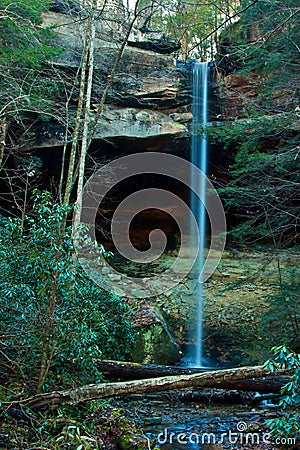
[190,61,210,367]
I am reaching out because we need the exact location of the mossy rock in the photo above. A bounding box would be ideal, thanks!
[132,323,181,365]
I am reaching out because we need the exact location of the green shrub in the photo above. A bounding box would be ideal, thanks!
[0,192,135,391]
[265,345,300,441]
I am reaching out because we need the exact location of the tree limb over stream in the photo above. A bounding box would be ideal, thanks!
[14,364,289,412]
[96,360,289,394]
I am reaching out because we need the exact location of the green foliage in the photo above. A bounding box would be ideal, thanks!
[150,0,239,59]
[213,1,300,247]
[1,401,149,449]
[208,114,300,245]
[0,0,58,67]
[54,424,100,449]
[265,345,300,440]
[218,0,300,109]
[0,192,135,389]
[0,0,62,129]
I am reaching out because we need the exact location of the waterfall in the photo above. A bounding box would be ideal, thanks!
[190,61,210,367]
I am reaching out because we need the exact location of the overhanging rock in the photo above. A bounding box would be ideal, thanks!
[33,106,187,149]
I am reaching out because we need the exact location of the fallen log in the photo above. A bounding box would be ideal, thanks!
[96,360,289,393]
[16,364,288,412]
[213,376,289,393]
[96,360,207,379]
[97,360,211,380]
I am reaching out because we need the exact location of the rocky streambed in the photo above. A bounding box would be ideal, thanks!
[112,392,290,450]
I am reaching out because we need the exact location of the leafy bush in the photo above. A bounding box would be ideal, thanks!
[0,0,59,67]
[265,345,300,440]
[0,192,135,391]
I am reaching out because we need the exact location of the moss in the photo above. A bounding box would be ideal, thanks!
[132,323,180,365]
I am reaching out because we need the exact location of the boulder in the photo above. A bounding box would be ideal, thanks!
[131,306,181,365]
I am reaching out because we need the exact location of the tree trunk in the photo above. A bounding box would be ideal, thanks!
[73,5,96,231]
[62,27,90,208]
[20,364,288,411]
[37,266,59,394]
[95,360,289,393]
[97,360,212,379]
[0,120,7,169]
[63,0,143,207]
[87,0,143,146]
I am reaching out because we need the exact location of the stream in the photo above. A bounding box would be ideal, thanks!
[113,393,285,449]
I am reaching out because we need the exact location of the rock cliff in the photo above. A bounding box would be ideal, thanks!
[38,10,190,148]
[216,20,300,120]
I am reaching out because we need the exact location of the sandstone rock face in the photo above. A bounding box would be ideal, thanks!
[217,72,265,119]
[33,106,186,149]
[94,107,186,140]
[95,108,186,138]
[216,22,299,120]
[39,11,190,149]
[43,11,188,108]
[128,29,181,55]
[217,70,299,119]
[112,71,187,109]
